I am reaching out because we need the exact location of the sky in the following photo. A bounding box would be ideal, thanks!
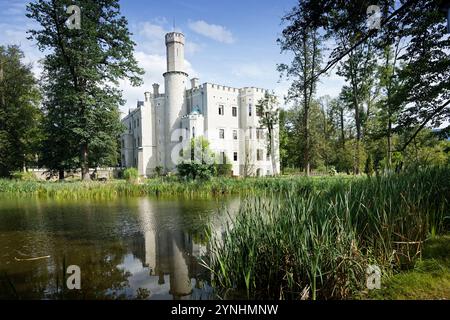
[0,0,345,116]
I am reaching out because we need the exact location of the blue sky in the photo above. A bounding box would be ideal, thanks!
[0,0,345,115]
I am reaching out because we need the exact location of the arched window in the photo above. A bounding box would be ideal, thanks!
[192,126,195,138]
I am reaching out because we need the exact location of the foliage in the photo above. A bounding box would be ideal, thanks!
[177,137,217,180]
[10,171,37,181]
[0,45,42,177]
[26,0,144,180]
[123,168,138,182]
[256,91,280,175]
[205,166,450,300]
[278,3,323,176]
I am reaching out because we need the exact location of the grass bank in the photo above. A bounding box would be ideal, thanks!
[366,235,450,300]
[0,174,357,199]
[204,167,450,300]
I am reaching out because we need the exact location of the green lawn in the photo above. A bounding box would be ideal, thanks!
[367,235,450,300]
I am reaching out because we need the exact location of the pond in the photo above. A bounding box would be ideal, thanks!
[0,196,240,300]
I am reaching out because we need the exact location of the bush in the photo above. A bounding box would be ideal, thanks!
[177,161,215,180]
[10,170,36,181]
[328,166,337,176]
[123,167,139,182]
[216,163,232,177]
[154,166,164,177]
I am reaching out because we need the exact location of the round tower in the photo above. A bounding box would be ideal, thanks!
[164,32,188,171]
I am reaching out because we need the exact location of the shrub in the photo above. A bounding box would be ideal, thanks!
[154,166,164,177]
[216,163,232,177]
[328,166,337,176]
[10,170,36,181]
[123,167,139,182]
[177,161,215,180]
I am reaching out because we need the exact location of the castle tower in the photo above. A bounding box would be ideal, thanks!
[163,32,188,171]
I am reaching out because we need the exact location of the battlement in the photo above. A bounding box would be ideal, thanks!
[165,32,185,45]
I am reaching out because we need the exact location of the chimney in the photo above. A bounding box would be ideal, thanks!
[191,78,199,89]
[152,83,160,95]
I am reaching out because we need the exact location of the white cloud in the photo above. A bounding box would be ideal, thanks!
[188,20,234,44]
[136,21,202,57]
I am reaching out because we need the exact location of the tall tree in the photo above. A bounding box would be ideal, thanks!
[278,1,323,176]
[0,45,42,177]
[256,91,280,175]
[27,0,144,180]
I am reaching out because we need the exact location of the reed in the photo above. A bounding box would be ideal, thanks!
[0,174,356,199]
[204,167,450,300]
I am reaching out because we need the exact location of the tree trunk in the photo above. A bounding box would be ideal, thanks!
[269,128,278,176]
[81,144,91,181]
[387,118,392,170]
[304,106,310,177]
[340,108,345,149]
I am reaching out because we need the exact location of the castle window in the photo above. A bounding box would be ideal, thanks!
[192,127,195,138]
[138,137,141,147]
[219,129,225,139]
[232,107,237,117]
[249,104,252,117]
[257,149,263,161]
[257,128,264,140]
[234,152,238,162]
[233,130,238,140]
[137,119,139,127]
[218,105,224,115]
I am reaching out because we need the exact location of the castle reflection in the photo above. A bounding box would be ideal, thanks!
[126,197,239,300]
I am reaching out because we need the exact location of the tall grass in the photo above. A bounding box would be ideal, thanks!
[0,175,356,199]
[204,167,450,300]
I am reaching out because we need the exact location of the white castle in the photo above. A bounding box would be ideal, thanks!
[121,32,280,177]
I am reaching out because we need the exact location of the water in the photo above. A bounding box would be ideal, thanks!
[0,196,240,300]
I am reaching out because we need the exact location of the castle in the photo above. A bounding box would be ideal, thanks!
[121,32,280,177]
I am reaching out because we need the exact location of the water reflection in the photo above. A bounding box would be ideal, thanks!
[0,196,239,300]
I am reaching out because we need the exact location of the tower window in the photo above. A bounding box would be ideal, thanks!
[232,107,237,117]
[219,129,225,139]
[249,104,252,117]
[234,152,238,162]
[218,105,224,115]
[192,127,196,138]
[233,130,238,140]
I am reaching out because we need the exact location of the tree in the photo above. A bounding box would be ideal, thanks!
[27,0,144,180]
[256,91,280,175]
[278,2,323,176]
[0,45,42,177]
[283,0,449,155]
[177,137,217,180]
